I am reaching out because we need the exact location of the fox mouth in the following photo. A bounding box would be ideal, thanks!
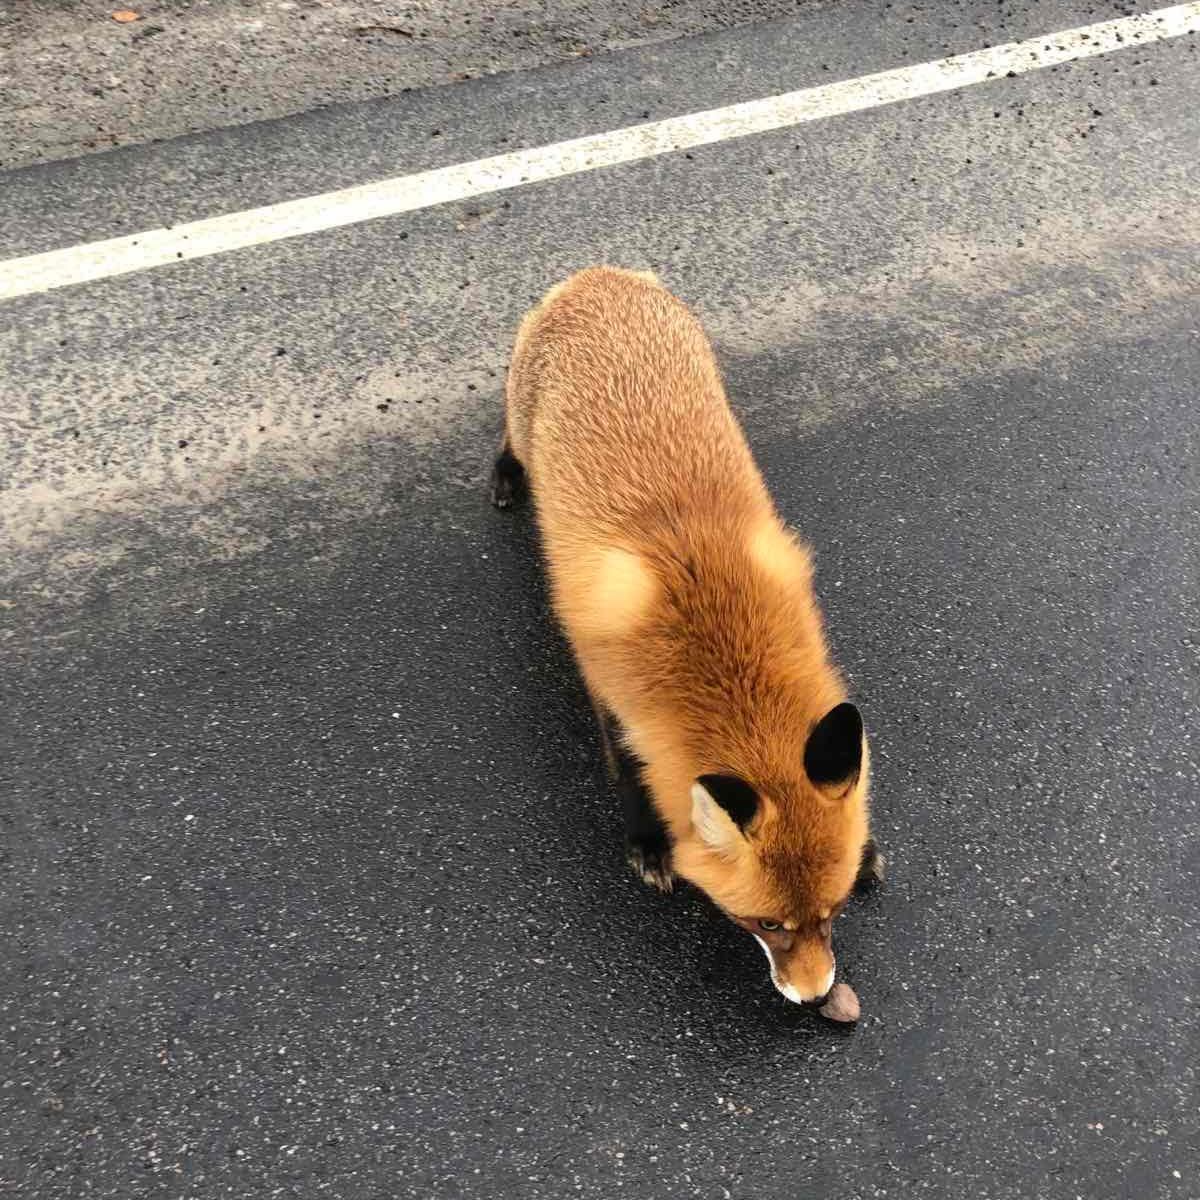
[799,989,834,1009]
[775,977,835,1008]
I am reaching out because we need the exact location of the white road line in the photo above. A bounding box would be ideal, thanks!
[2,3,1198,302]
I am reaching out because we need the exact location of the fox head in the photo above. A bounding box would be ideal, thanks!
[671,701,871,1004]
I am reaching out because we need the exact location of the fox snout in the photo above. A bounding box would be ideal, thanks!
[735,920,837,1005]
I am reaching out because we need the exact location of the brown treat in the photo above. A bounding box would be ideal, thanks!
[818,982,860,1023]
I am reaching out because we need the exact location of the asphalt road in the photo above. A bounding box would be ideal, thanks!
[2,3,1199,1198]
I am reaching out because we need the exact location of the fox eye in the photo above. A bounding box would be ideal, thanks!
[758,919,782,932]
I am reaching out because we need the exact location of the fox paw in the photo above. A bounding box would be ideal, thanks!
[627,841,676,893]
[854,838,885,892]
[489,449,525,509]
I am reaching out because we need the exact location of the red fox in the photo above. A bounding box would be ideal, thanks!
[491,267,882,1006]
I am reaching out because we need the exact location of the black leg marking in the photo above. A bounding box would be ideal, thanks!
[490,443,526,509]
[593,704,674,890]
[854,837,885,893]
[590,697,620,781]
[606,716,674,893]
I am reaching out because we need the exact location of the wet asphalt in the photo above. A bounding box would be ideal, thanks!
[2,3,1199,1197]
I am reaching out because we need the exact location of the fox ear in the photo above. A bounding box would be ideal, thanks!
[804,702,863,793]
[691,774,758,852]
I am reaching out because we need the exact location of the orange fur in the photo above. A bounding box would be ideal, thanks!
[503,266,872,1001]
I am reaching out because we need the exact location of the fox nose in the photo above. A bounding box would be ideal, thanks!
[781,962,836,1006]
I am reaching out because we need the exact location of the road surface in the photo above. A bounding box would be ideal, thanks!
[2,3,1198,1197]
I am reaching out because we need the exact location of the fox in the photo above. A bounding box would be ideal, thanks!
[490,266,882,1006]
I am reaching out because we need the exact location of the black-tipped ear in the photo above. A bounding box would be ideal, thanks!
[695,774,759,831]
[804,702,863,789]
